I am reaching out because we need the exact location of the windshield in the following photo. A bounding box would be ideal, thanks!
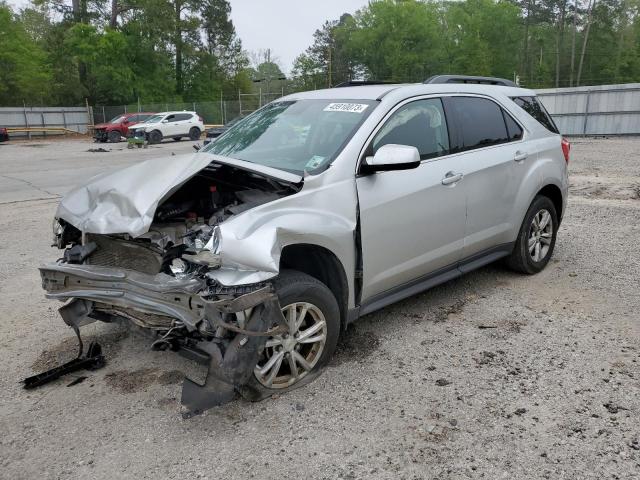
[109,116,125,124]
[202,99,376,174]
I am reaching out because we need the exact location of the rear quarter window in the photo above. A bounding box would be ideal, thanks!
[510,96,559,134]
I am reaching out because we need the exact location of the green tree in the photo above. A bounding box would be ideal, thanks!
[0,3,51,105]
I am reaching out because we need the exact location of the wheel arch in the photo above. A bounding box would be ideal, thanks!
[536,183,564,225]
[279,243,349,330]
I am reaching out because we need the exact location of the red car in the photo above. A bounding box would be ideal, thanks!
[0,127,8,142]
[94,112,155,143]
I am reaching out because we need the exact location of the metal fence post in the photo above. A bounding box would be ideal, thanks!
[23,101,31,140]
[582,89,592,136]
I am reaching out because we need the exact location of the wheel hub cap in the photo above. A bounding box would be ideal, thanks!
[528,209,553,262]
[253,301,328,389]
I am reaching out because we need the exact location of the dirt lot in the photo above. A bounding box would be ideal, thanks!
[0,136,638,479]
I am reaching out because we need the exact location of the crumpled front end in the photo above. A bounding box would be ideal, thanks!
[36,154,303,416]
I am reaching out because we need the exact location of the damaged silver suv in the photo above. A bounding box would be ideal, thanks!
[38,76,569,415]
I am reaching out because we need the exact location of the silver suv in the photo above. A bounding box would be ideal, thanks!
[40,76,569,415]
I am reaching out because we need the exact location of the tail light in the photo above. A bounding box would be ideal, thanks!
[198,116,203,122]
[561,137,570,164]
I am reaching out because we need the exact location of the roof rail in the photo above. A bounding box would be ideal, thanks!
[424,75,517,87]
[333,80,398,88]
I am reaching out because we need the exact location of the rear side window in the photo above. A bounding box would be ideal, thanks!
[450,97,509,150]
[175,113,193,121]
[372,98,450,160]
[503,110,523,140]
[510,96,558,133]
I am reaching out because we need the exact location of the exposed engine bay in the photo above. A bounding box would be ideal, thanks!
[37,161,301,416]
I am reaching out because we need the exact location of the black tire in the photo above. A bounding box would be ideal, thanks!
[189,127,201,141]
[506,195,558,274]
[108,130,121,143]
[148,130,162,144]
[239,269,341,401]
[173,137,182,142]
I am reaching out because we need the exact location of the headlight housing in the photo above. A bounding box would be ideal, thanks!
[181,226,221,268]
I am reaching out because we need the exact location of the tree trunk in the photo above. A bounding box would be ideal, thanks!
[522,0,532,82]
[555,0,567,87]
[175,0,183,95]
[614,0,628,81]
[569,0,578,86]
[576,0,596,86]
[110,0,118,28]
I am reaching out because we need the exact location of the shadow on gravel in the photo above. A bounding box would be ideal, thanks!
[104,368,183,394]
[30,326,129,372]
[330,325,381,366]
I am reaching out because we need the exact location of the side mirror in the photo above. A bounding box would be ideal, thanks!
[361,144,421,174]
[162,119,169,123]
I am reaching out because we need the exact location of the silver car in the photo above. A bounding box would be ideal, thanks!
[39,76,569,415]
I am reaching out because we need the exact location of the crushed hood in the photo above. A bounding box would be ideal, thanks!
[56,153,302,238]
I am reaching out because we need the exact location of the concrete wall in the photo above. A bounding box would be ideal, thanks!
[535,83,640,136]
[0,106,89,138]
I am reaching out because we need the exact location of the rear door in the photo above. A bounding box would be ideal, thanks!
[357,97,467,302]
[445,96,529,258]
[173,113,194,135]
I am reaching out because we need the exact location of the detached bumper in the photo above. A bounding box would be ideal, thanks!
[40,262,208,330]
[39,262,286,415]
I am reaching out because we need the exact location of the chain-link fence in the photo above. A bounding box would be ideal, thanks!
[91,92,287,126]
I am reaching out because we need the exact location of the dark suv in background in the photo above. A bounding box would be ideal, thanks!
[94,112,155,143]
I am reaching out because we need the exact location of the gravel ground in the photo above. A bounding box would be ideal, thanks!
[0,137,638,480]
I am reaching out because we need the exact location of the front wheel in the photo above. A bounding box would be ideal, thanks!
[506,195,558,274]
[148,130,162,144]
[189,127,201,141]
[108,130,121,143]
[239,270,340,401]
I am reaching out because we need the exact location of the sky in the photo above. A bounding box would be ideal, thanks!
[6,0,370,74]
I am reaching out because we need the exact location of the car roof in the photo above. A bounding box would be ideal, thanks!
[282,83,536,101]
[153,111,197,116]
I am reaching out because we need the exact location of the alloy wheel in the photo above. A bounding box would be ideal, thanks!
[528,209,553,262]
[254,301,327,389]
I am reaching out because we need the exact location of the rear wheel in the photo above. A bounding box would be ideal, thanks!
[189,127,201,141]
[148,130,162,144]
[239,270,340,401]
[108,130,121,143]
[506,195,558,274]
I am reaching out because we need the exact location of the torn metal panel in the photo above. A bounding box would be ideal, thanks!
[56,153,302,238]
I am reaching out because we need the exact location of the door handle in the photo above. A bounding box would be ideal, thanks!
[514,151,528,162]
[441,171,463,185]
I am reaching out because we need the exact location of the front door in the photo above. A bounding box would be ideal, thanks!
[357,98,466,303]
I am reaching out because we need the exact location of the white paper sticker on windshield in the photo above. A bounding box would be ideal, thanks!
[323,103,369,114]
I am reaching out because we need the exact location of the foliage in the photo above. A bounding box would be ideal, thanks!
[0,3,51,105]
[1,0,250,106]
[291,0,640,90]
[2,0,640,106]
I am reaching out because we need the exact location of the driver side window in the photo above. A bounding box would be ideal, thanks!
[373,98,450,160]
